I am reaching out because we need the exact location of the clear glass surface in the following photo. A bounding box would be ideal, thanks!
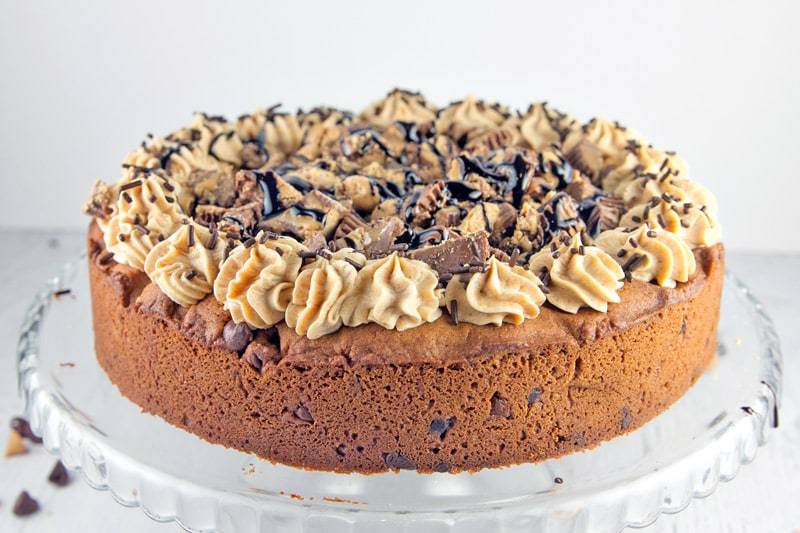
[17,256,782,533]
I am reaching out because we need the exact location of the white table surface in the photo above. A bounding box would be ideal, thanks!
[0,230,797,533]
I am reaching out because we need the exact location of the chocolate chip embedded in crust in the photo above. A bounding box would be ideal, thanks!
[433,461,452,473]
[621,406,632,430]
[48,460,69,486]
[527,387,543,407]
[293,404,314,424]
[381,452,416,470]
[10,417,42,444]
[429,417,455,440]
[223,321,252,353]
[12,490,39,516]
[489,392,512,419]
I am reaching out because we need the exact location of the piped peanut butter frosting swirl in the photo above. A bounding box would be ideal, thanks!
[602,145,690,194]
[341,252,442,330]
[213,234,308,329]
[285,249,367,339]
[564,117,645,169]
[436,94,509,141]
[360,89,437,126]
[143,221,227,307]
[444,256,546,326]
[528,234,625,313]
[104,172,188,270]
[510,102,578,152]
[593,224,696,288]
[619,175,718,215]
[619,197,722,248]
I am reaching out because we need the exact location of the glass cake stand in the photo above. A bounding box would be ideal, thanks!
[17,256,782,533]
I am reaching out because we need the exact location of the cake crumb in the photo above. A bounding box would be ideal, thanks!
[60,362,76,368]
[4,429,28,457]
[735,338,742,345]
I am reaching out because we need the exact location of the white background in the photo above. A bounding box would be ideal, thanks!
[1,0,798,253]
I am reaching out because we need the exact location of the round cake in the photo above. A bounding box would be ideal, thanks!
[83,89,724,473]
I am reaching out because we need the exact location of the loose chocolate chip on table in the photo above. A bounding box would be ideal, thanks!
[48,460,69,486]
[10,417,42,444]
[13,490,39,516]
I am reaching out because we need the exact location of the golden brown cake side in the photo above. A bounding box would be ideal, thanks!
[89,223,724,473]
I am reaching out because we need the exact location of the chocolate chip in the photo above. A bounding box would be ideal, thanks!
[527,387,542,407]
[489,392,512,418]
[621,406,632,430]
[294,404,314,423]
[433,461,452,473]
[381,452,416,470]
[48,460,69,486]
[223,321,252,352]
[429,417,455,440]
[12,490,39,516]
[10,417,42,444]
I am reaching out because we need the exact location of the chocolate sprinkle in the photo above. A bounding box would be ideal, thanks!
[207,229,218,250]
[343,256,362,270]
[121,191,133,203]
[657,213,667,228]
[646,230,657,238]
[119,180,143,192]
[554,477,563,485]
[134,223,150,235]
[450,299,459,325]
[187,225,195,247]
[54,288,72,298]
[275,246,284,256]
[185,270,197,280]
[616,249,626,258]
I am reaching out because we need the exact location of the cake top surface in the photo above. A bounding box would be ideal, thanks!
[84,89,721,339]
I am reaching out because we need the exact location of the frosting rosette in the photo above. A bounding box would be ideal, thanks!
[619,198,722,248]
[285,250,367,339]
[564,117,645,170]
[213,234,308,329]
[593,224,696,288]
[618,175,718,216]
[602,145,689,194]
[528,234,625,313]
[444,256,546,326]
[104,172,189,270]
[359,89,437,126]
[341,252,442,330]
[435,94,509,141]
[509,102,578,152]
[143,221,226,307]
